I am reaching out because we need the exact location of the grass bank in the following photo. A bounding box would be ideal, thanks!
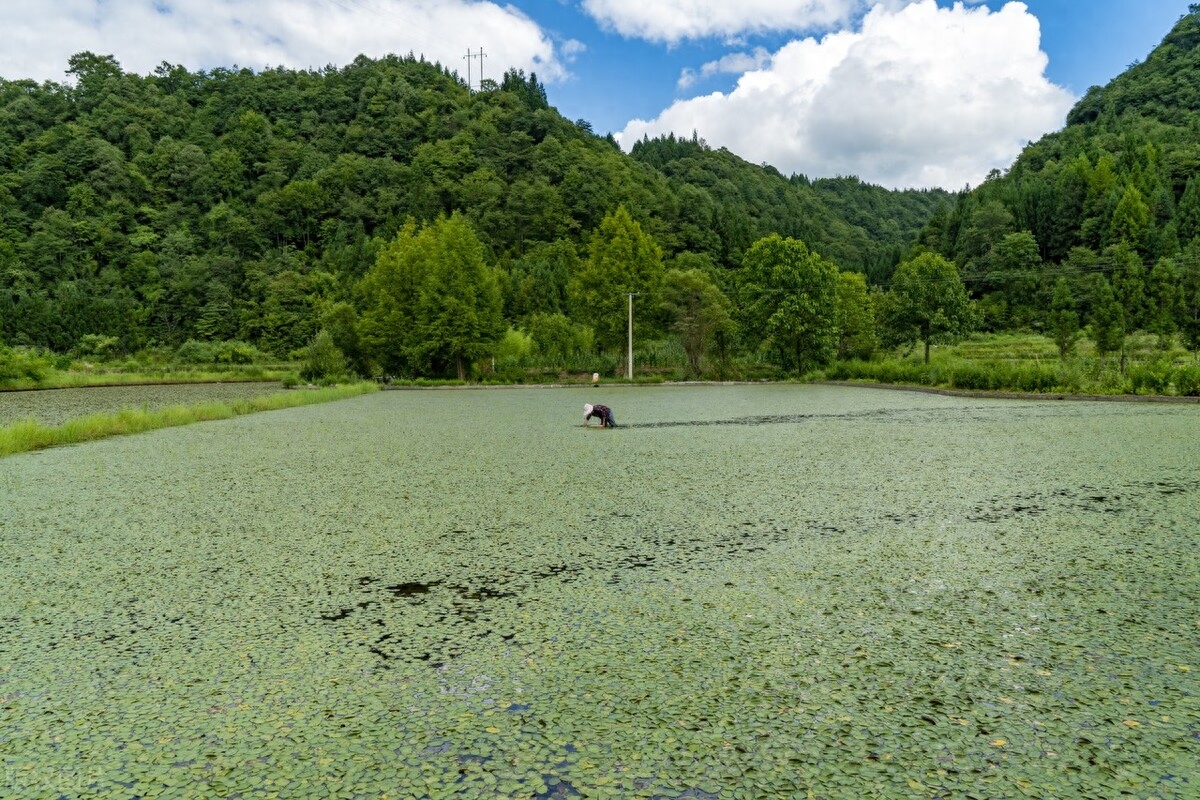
[0,382,378,458]
[0,366,294,391]
[1,344,296,391]
[822,333,1200,398]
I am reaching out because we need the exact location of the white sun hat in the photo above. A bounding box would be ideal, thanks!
[583,403,594,415]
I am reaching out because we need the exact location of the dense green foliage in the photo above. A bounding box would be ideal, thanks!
[0,52,946,377]
[628,134,951,280]
[7,7,1200,383]
[834,271,879,361]
[660,266,734,377]
[915,6,1200,356]
[827,329,1200,397]
[357,212,503,378]
[881,252,975,364]
[567,205,663,351]
[829,352,1200,397]
[738,234,840,372]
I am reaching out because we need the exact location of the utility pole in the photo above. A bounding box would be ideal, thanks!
[464,47,486,91]
[624,293,639,380]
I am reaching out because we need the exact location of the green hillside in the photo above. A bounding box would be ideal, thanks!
[0,52,944,364]
[916,5,1200,344]
[628,134,949,284]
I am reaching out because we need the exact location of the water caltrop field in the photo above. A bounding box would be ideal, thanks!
[1,384,1197,799]
[0,383,286,429]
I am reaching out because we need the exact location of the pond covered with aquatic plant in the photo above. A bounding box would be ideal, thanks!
[1,385,1196,798]
[0,382,284,428]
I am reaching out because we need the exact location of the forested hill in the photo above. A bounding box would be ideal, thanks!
[628,134,950,284]
[0,52,947,356]
[915,4,1200,332]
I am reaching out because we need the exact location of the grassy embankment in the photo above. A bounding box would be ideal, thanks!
[475,332,1200,396]
[0,383,379,458]
[6,333,1199,397]
[0,364,294,390]
[1,342,298,390]
[823,332,1200,397]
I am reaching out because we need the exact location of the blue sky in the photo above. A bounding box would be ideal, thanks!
[3,1,1191,189]
[541,1,1188,137]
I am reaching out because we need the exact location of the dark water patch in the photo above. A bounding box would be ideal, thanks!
[319,572,538,665]
[319,473,1199,666]
[667,790,721,800]
[421,741,454,757]
[537,777,583,799]
[533,563,581,581]
[626,414,819,428]
[622,404,1027,429]
[386,580,441,598]
[968,477,1198,524]
[452,582,517,602]
[413,652,445,669]
[1137,478,1200,496]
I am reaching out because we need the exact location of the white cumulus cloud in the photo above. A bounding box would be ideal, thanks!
[581,0,991,43]
[617,1,1075,189]
[0,0,571,86]
[678,47,772,89]
[582,0,869,43]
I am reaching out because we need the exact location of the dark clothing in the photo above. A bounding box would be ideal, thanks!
[586,404,617,427]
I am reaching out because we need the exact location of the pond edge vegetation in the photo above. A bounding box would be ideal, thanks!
[0,382,378,458]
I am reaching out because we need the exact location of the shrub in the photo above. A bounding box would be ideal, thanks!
[527,313,594,365]
[72,334,121,359]
[0,347,51,383]
[1095,366,1131,394]
[214,340,265,364]
[1013,363,1060,393]
[175,340,220,364]
[1173,365,1200,396]
[1128,363,1170,395]
[947,362,995,390]
[176,339,268,365]
[1057,364,1084,393]
[300,330,348,382]
[494,327,534,362]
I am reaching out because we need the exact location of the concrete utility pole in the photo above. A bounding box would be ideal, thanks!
[624,292,639,380]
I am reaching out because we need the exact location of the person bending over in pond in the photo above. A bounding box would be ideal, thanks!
[583,403,617,428]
